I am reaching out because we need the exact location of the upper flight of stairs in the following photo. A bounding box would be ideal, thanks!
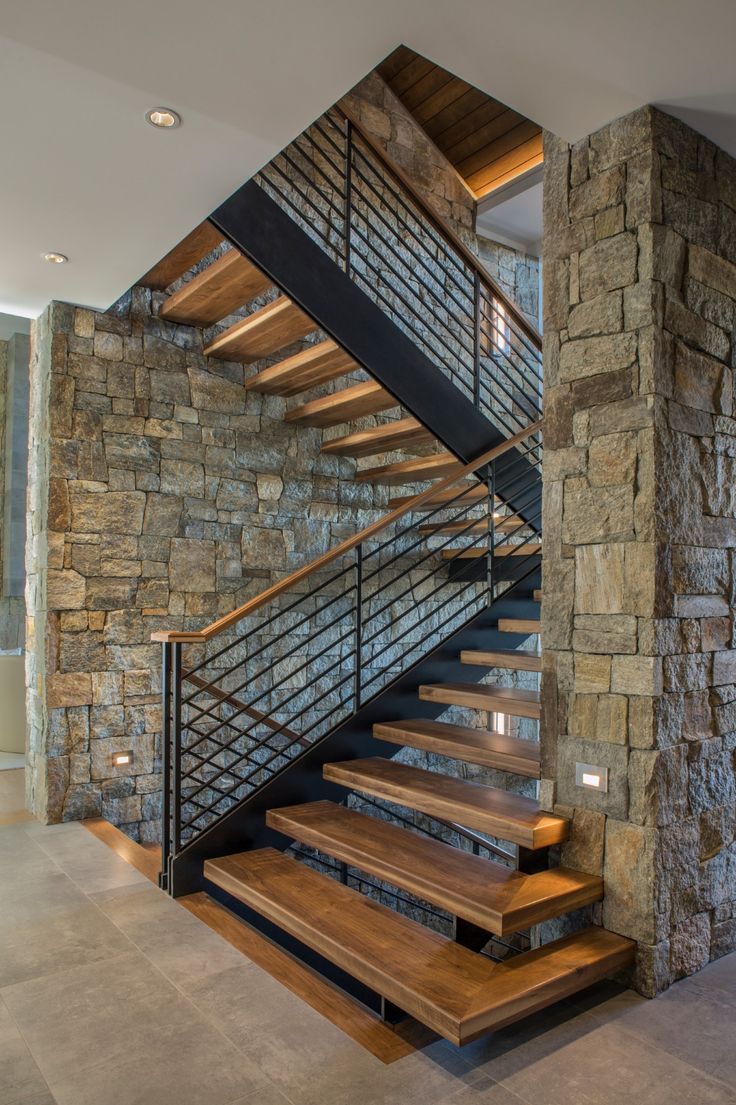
[146,223,633,1048]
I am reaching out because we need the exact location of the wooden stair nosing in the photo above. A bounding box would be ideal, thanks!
[498,618,541,636]
[284,381,397,427]
[533,589,542,602]
[388,484,490,509]
[460,649,541,674]
[267,800,602,935]
[441,544,541,560]
[354,452,463,485]
[159,249,272,327]
[140,221,223,290]
[323,757,566,848]
[321,417,435,458]
[373,718,540,778]
[419,517,530,535]
[204,297,318,363]
[245,340,357,396]
[418,682,541,719]
[204,848,630,1045]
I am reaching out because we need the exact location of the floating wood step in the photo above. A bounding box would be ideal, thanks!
[267,801,601,935]
[323,758,565,848]
[374,718,540,777]
[204,849,628,1045]
[354,452,463,485]
[419,517,529,535]
[285,381,397,427]
[321,417,435,458]
[245,340,357,396]
[140,221,223,290]
[442,543,541,559]
[205,297,317,362]
[461,649,541,673]
[418,683,541,719]
[499,618,541,636]
[159,250,272,326]
[389,484,492,509]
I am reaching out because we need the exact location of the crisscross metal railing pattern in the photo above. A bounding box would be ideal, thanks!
[156,423,542,871]
[255,108,542,442]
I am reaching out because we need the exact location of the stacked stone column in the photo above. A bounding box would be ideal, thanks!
[542,106,736,993]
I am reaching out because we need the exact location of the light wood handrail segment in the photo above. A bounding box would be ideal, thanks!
[151,419,542,643]
[337,102,542,348]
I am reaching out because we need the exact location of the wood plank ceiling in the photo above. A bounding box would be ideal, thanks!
[378,46,543,200]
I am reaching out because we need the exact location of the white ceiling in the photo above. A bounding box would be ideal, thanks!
[477,173,544,256]
[2,0,736,318]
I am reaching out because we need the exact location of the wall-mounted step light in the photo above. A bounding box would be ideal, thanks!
[112,750,134,768]
[575,762,608,793]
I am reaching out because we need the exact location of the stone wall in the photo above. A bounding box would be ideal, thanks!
[0,334,28,650]
[475,234,540,328]
[541,105,736,992]
[26,292,406,839]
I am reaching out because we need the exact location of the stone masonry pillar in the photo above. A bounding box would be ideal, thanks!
[541,106,736,994]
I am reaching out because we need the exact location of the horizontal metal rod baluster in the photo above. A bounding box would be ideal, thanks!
[348,163,475,311]
[182,594,356,724]
[349,201,476,345]
[480,290,543,368]
[362,495,483,569]
[362,588,485,681]
[256,174,338,252]
[182,623,357,755]
[289,134,348,200]
[362,576,483,668]
[182,563,355,681]
[477,348,542,419]
[348,226,475,373]
[271,146,347,216]
[350,140,470,282]
[476,381,539,437]
[349,266,472,390]
[478,323,543,397]
[362,498,487,585]
[257,164,344,247]
[311,117,350,161]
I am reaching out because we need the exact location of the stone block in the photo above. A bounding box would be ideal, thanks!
[160,459,205,498]
[674,341,731,414]
[579,232,638,299]
[557,736,629,818]
[611,654,663,696]
[169,538,216,592]
[569,165,625,220]
[562,480,634,544]
[47,569,86,611]
[629,746,689,827]
[560,807,606,874]
[602,819,659,943]
[669,913,711,980]
[574,654,612,693]
[559,332,637,382]
[188,367,245,413]
[567,290,623,338]
[689,243,736,300]
[69,489,145,535]
[47,673,93,708]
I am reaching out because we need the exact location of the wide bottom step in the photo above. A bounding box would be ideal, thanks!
[205,848,634,1046]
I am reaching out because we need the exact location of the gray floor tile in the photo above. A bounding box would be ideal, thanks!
[0,997,53,1104]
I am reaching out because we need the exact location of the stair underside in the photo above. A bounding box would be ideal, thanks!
[285,381,397,427]
[205,297,317,362]
[205,848,633,1046]
[321,417,435,457]
[461,648,541,673]
[355,452,463,485]
[141,221,223,290]
[267,801,602,935]
[159,249,272,326]
[245,340,357,395]
[420,518,529,535]
[374,718,540,777]
[324,757,566,848]
[419,682,541,719]
[443,544,541,559]
[389,484,489,509]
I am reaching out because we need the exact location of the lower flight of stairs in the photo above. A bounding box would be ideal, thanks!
[201,597,635,1046]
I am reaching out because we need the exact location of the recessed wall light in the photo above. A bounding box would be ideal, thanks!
[146,107,181,129]
[43,252,68,264]
[112,750,134,768]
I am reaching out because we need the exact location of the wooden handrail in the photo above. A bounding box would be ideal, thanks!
[337,102,542,349]
[151,420,542,644]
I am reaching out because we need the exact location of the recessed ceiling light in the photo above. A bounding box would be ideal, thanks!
[43,252,68,264]
[146,107,181,129]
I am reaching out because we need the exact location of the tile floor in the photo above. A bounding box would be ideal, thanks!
[1,770,735,1105]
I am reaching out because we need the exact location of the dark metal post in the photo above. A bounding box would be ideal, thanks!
[473,272,481,409]
[354,544,363,710]
[486,460,496,602]
[344,119,353,276]
[171,642,183,864]
[159,642,172,891]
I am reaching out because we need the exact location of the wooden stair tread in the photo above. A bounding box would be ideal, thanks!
[499,618,541,635]
[204,848,629,1045]
[321,417,435,458]
[267,801,601,935]
[323,758,565,848]
[389,484,490,509]
[420,518,530,535]
[419,683,541,719]
[355,452,463,485]
[533,589,542,602]
[374,718,540,777]
[159,250,272,326]
[285,381,397,427]
[442,544,541,559]
[140,221,223,290]
[245,340,357,396]
[461,649,541,673]
[205,297,317,362]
